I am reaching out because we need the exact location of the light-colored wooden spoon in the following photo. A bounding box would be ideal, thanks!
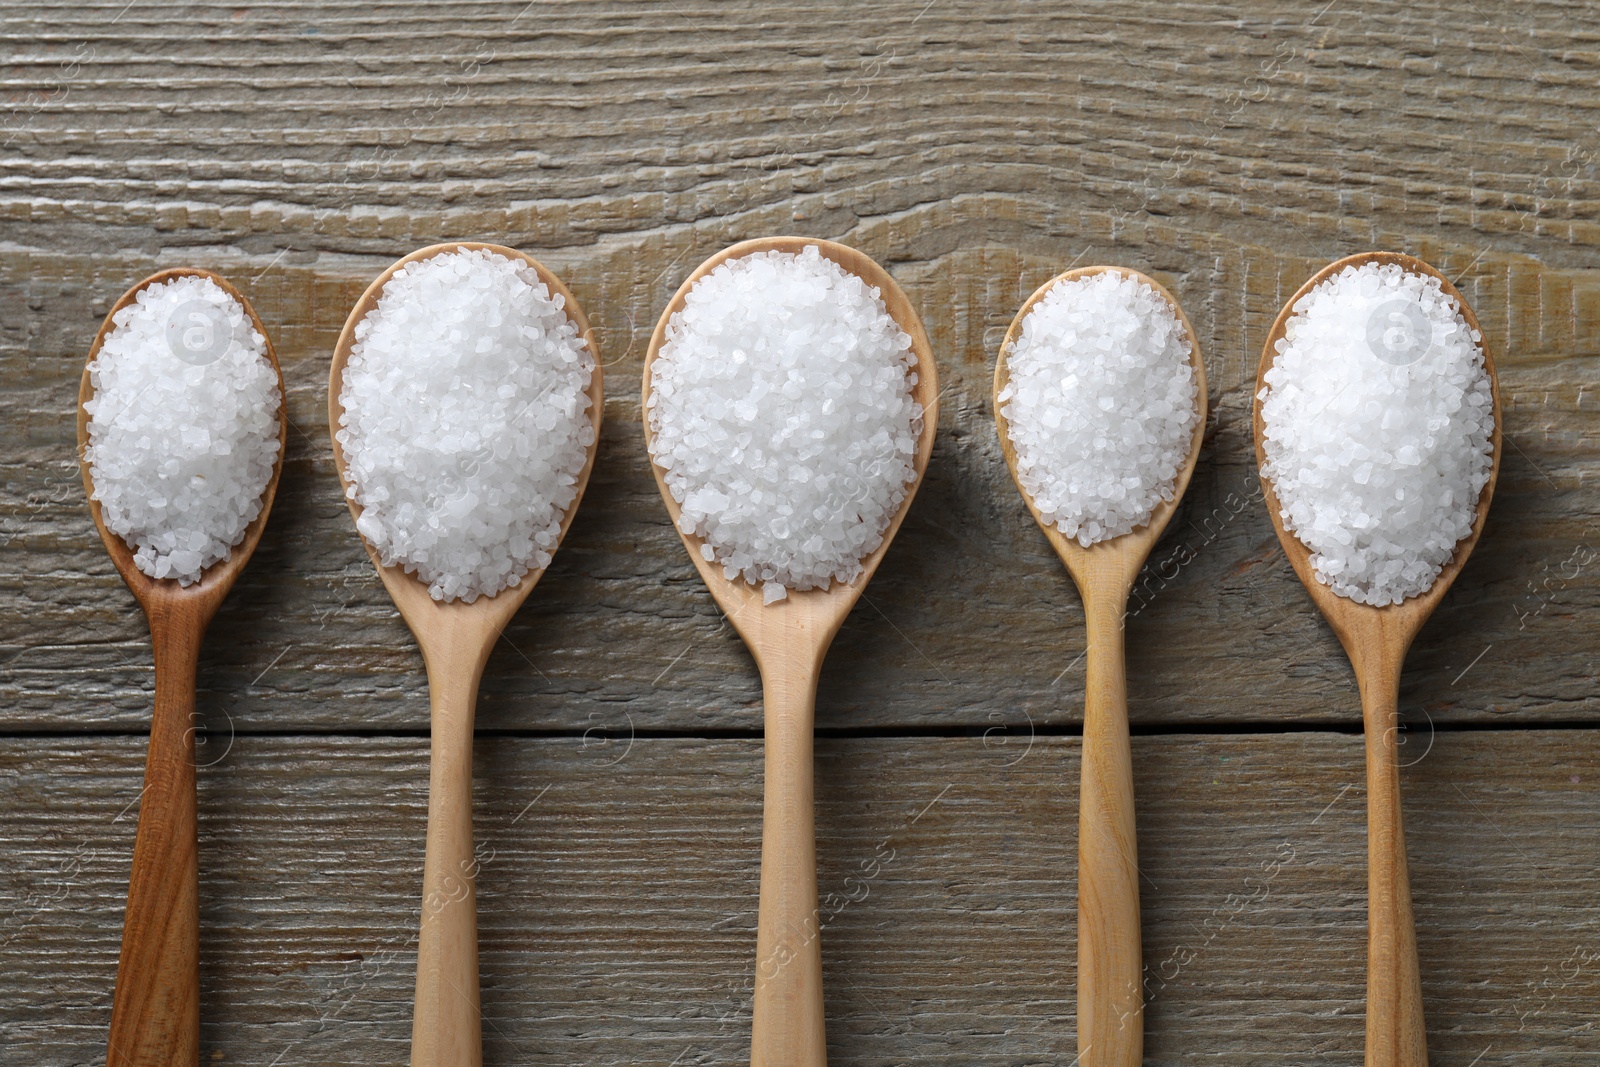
[1253,250,1501,1067]
[642,237,938,1067]
[328,242,603,1067]
[78,267,288,1067]
[993,266,1208,1067]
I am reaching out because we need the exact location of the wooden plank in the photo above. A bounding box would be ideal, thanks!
[1,2,1596,731]
[2,732,1597,1065]
[1,236,1593,732]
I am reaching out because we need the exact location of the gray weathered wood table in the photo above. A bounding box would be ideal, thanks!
[2,2,1596,1064]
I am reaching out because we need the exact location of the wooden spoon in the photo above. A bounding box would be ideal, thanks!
[641,237,938,1067]
[77,267,288,1067]
[1252,251,1501,1067]
[993,266,1208,1067]
[328,242,603,1067]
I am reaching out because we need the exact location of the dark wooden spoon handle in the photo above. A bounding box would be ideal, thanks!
[106,623,201,1067]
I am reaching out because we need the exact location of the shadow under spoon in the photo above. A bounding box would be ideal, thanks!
[80,267,288,1067]
[993,265,1208,1067]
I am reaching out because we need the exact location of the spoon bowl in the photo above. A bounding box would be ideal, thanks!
[1252,250,1501,1067]
[329,243,603,643]
[642,236,937,1067]
[329,241,603,1067]
[79,268,288,617]
[79,267,286,1067]
[1253,251,1503,657]
[643,237,939,648]
[993,265,1207,1067]
[995,267,1209,589]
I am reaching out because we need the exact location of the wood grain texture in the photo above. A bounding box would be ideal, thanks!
[1,1,1598,1063]
[0,0,1595,733]
[3,733,1600,1065]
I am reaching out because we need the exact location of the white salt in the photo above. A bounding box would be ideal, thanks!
[336,247,596,603]
[83,274,282,585]
[997,271,1200,547]
[1258,262,1495,606]
[647,244,923,601]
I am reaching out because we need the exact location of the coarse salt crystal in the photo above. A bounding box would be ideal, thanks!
[336,247,595,603]
[998,271,1200,547]
[83,274,281,586]
[647,245,922,597]
[1258,262,1494,606]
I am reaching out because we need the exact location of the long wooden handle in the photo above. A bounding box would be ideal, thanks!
[1078,593,1142,1067]
[751,657,826,1067]
[410,665,482,1067]
[107,626,201,1067]
[1360,670,1428,1067]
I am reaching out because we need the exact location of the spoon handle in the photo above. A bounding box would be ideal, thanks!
[751,656,826,1067]
[410,664,482,1067]
[1078,593,1142,1067]
[1359,670,1428,1067]
[108,624,201,1067]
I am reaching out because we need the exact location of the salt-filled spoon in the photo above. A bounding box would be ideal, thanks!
[78,268,287,1067]
[993,266,1207,1067]
[642,237,937,1067]
[329,242,603,1067]
[1253,251,1500,1067]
